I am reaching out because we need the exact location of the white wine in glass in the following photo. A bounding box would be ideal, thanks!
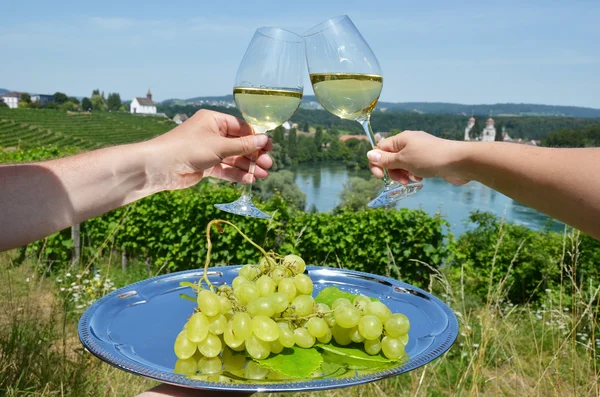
[304,16,423,208]
[214,27,304,219]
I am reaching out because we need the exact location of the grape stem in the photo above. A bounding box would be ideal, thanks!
[201,219,271,290]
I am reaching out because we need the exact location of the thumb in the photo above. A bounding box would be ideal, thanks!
[367,149,407,170]
[214,134,268,158]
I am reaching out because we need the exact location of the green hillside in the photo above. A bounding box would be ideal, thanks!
[0,109,175,150]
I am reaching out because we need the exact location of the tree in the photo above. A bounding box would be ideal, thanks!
[44,101,57,109]
[495,122,504,141]
[92,89,100,96]
[470,119,481,140]
[53,92,68,104]
[0,101,7,108]
[68,96,80,105]
[107,93,122,111]
[302,121,309,132]
[81,97,92,111]
[338,177,383,212]
[60,101,79,112]
[287,128,298,162]
[91,93,107,111]
[314,125,323,152]
[254,170,306,210]
[20,93,31,103]
[272,126,285,146]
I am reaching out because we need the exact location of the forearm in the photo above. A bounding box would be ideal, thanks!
[457,143,600,238]
[0,142,160,251]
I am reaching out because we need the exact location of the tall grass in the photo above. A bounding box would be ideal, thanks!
[1,224,599,396]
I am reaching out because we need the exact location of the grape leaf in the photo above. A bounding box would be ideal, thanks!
[320,361,347,377]
[255,347,323,379]
[317,343,401,370]
[314,286,378,307]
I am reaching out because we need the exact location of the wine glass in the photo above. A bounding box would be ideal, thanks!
[303,15,423,208]
[214,27,304,219]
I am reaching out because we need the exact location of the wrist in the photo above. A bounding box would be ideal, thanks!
[447,141,477,181]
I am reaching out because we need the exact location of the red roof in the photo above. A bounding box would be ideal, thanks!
[339,134,369,142]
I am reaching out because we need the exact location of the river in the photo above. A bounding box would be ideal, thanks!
[291,162,564,236]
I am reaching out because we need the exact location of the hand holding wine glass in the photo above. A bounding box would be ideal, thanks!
[214,27,304,219]
[304,15,423,208]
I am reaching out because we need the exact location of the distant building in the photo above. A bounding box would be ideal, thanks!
[339,134,369,142]
[464,116,475,141]
[0,92,21,109]
[30,94,55,105]
[281,121,299,130]
[172,113,189,124]
[481,117,496,142]
[130,89,157,114]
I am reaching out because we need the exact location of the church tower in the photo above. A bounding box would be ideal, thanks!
[146,89,152,101]
[464,116,476,141]
[482,116,496,142]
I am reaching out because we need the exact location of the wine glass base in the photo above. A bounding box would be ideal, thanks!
[214,196,271,219]
[367,181,425,208]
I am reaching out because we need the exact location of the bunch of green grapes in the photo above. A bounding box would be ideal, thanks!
[174,253,410,370]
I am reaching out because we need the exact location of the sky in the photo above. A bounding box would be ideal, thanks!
[1,0,599,108]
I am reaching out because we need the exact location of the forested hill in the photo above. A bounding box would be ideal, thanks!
[158,103,600,141]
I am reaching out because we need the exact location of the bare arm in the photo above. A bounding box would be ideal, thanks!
[367,131,600,239]
[0,110,272,251]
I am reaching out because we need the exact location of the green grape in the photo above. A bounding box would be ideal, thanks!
[232,275,250,289]
[349,326,365,343]
[364,338,382,355]
[198,356,222,375]
[358,315,383,340]
[292,295,315,317]
[251,315,280,342]
[334,304,361,328]
[270,339,284,354]
[218,296,232,314]
[247,297,275,317]
[259,256,276,273]
[197,290,221,317]
[306,317,328,338]
[283,254,306,275]
[174,357,197,375]
[316,326,332,344]
[208,314,227,335]
[174,330,197,359]
[239,264,261,281]
[244,360,270,379]
[381,336,406,360]
[293,328,316,348]
[269,266,289,285]
[233,282,259,305]
[294,274,313,295]
[384,313,410,337]
[246,334,271,359]
[231,312,253,340]
[269,292,289,313]
[223,321,244,348]
[332,324,352,346]
[222,348,246,372]
[187,312,210,343]
[365,301,391,323]
[278,326,295,348]
[256,275,277,297]
[399,334,409,345]
[325,316,336,327]
[230,342,246,352]
[332,298,352,309]
[353,295,371,312]
[278,278,297,303]
[198,333,221,358]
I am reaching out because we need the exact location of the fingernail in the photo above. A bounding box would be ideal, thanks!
[367,150,381,162]
[253,134,268,147]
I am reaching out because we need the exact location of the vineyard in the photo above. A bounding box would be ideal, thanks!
[0,109,175,150]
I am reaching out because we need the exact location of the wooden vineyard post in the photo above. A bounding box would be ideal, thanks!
[71,223,81,269]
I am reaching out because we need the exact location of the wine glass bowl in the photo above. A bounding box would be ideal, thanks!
[214,27,304,219]
[304,15,423,208]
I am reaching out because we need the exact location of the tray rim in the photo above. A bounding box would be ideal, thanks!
[78,265,459,393]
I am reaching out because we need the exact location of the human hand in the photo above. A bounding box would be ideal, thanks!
[136,384,254,397]
[144,109,273,191]
[367,131,470,186]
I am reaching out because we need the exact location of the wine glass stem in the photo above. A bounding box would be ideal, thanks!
[359,118,393,187]
[240,152,258,199]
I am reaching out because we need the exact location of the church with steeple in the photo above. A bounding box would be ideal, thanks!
[464,115,496,142]
[130,89,157,114]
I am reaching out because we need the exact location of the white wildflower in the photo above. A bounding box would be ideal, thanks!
[545,289,552,293]
[65,273,71,277]
[60,287,65,292]
[76,274,82,279]
[25,278,30,283]
[83,279,89,284]
[473,343,479,348]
